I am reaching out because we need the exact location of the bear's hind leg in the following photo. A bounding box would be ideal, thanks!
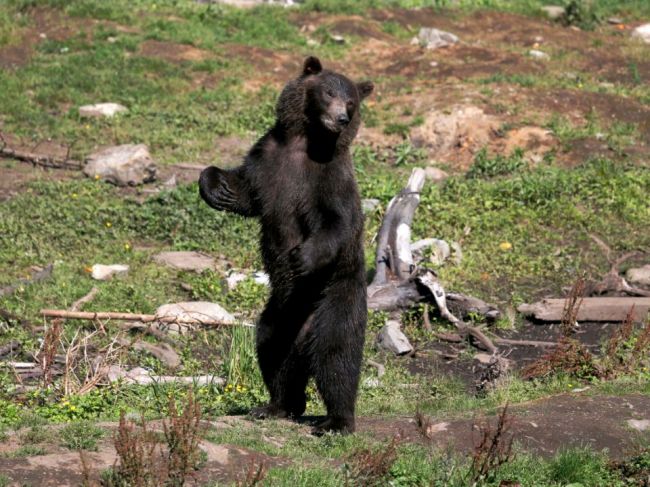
[310,285,366,435]
[253,296,311,419]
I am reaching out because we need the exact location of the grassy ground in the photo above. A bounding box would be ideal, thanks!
[1,0,649,485]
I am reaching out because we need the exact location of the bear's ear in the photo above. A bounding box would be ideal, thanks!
[357,80,374,100]
[302,56,323,76]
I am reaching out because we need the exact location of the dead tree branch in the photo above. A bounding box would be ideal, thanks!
[40,309,254,328]
[70,287,99,312]
[371,168,426,286]
[0,132,82,170]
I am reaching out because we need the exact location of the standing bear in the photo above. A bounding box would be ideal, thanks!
[199,56,373,434]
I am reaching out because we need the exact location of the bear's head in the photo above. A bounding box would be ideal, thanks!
[276,56,373,139]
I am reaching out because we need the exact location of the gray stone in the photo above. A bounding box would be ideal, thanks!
[377,320,413,355]
[528,49,550,60]
[541,5,565,20]
[607,17,623,25]
[84,144,157,186]
[153,251,215,272]
[253,271,270,285]
[362,198,380,213]
[631,23,650,44]
[626,264,650,286]
[417,27,459,50]
[90,264,129,281]
[627,419,650,431]
[155,301,236,334]
[226,271,247,290]
[79,102,127,118]
[424,166,449,183]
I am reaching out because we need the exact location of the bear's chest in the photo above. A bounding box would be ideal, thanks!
[258,151,343,246]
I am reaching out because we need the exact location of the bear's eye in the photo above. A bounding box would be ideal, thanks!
[324,89,335,99]
[346,101,355,111]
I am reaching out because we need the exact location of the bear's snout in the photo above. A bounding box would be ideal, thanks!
[336,114,350,126]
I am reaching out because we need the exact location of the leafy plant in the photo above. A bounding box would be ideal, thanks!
[60,420,105,451]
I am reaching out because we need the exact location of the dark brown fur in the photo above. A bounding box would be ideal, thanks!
[199,57,373,434]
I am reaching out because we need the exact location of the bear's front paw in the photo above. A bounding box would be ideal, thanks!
[199,166,237,212]
[288,244,312,277]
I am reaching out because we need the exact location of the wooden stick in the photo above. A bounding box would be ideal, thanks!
[70,287,99,312]
[0,132,82,170]
[40,309,252,327]
[493,338,557,348]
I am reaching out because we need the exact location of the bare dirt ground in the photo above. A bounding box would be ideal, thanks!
[1,394,648,485]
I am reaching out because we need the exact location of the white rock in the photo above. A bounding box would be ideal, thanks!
[363,377,381,388]
[631,23,650,44]
[84,144,157,186]
[226,271,247,290]
[627,419,650,431]
[417,27,459,49]
[377,320,413,355]
[90,264,129,281]
[541,5,565,20]
[79,102,127,118]
[424,166,449,183]
[528,49,549,60]
[253,271,270,286]
[153,251,215,272]
[362,198,380,213]
[156,301,236,334]
[627,264,650,286]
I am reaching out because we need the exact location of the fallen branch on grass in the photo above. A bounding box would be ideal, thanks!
[70,287,99,312]
[0,132,82,170]
[40,309,255,327]
[417,270,498,354]
[585,234,649,297]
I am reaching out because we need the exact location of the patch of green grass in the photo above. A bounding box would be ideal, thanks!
[466,148,527,179]
[549,447,618,485]
[60,420,105,451]
[2,445,47,458]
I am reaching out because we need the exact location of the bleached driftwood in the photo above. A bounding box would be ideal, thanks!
[367,167,502,354]
[518,297,650,322]
[40,309,254,327]
[371,168,426,286]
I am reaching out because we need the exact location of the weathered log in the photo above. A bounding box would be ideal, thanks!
[371,168,426,286]
[367,278,500,321]
[417,271,498,354]
[518,297,650,322]
[40,309,254,327]
[0,135,82,170]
